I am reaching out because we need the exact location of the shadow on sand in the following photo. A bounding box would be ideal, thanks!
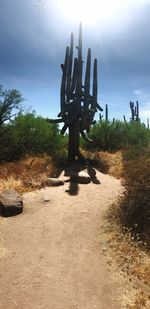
[53,159,102,196]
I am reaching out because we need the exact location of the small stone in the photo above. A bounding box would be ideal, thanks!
[43,195,50,202]
[0,189,23,217]
[45,178,64,187]
[43,198,50,202]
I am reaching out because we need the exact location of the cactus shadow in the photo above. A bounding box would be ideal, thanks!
[54,161,101,196]
[87,166,100,184]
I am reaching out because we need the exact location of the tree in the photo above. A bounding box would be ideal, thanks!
[0,85,24,127]
[10,112,60,156]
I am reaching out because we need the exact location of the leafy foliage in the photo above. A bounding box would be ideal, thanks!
[0,112,66,161]
[0,85,23,127]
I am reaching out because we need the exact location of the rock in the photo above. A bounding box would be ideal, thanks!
[43,198,50,202]
[0,189,23,217]
[71,171,91,184]
[45,178,64,187]
[42,194,51,202]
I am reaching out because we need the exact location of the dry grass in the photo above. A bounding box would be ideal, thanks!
[101,198,150,309]
[0,155,55,261]
[98,150,124,178]
[95,149,150,308]
[84,148,150,305]
[119,154,150,238]
[0,155,55,194]
[82,150,124,178]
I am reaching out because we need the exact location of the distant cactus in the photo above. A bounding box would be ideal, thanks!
[105,104,108,121]
[136,101,139,121]
[129,101,140,122]
[147,118,149,130]
[123,115,127,123]
[129,101,135,121]
[99,113,103,122]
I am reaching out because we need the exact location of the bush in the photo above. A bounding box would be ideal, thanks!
[85,120,150,151]
[0,112,66,161]
[118,147,150,241]
[123,121,150,148]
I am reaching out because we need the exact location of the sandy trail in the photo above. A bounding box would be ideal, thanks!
[0,169,126,309]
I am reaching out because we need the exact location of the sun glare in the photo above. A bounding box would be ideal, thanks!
[53,0,125,26]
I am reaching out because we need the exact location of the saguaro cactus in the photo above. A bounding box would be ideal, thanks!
[105,104,108,121]
[147,118,149,130]
[123,115,127,123]
[129,101,140,121]
[136,101,139,121]
[49,24,103,161]
[130,101,135,121]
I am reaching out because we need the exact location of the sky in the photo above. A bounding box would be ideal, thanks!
[1,0,150,123]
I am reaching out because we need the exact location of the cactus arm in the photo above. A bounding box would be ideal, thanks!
[60,46,69,113]
[66,33,74,101]
[76,23,83,105]
[136,101,139,121]
[60,124,68,135]
[105,104,108,121]
[84,48,91,111]
[71,57,78,94]
[129,101,134,120]
[91,58,97,111]
[96,102,103,111]
[46,118,64,124]
[80,130,93,142]
[123,115,127,123]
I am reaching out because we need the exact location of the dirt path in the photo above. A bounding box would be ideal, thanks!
[0,169,126,309]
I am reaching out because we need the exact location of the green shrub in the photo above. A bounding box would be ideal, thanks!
[123,121,150,148]
[0,112,66,161]
[85,120,150,151]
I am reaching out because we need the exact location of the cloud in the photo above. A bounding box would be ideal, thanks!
[133,89,150,102]
[133,90,142,96]
[140,104,150,124]
[0,0,150,119]
[140,108,150,119]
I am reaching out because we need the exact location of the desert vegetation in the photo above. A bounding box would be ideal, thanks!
[1,103,150,243]
[1,87,150,241]
[1,85,150,308]
[83,119,150,245]
[84,119,150,151]
[83,118,150,308]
